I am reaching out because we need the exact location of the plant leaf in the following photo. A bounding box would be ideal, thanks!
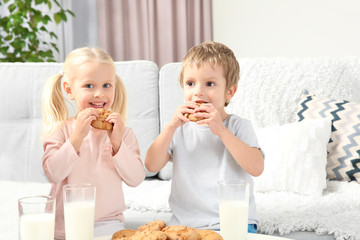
[53,13,61,24]
[8,3,16,13]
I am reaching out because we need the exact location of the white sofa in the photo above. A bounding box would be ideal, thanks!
[1,58,360,240]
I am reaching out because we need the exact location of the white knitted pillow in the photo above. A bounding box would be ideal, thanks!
[254,118,332,196]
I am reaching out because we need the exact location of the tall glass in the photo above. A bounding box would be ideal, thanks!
[218,179,249,240]
[63,183,96,240]
[18,196,56,240]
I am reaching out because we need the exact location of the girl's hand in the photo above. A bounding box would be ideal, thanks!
[70,108,99,152]
[106,112,125,155]
[168,101,198,128]
[193,103,227,136]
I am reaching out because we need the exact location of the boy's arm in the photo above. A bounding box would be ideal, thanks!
[145,124,177,172]
[146,102,196,173]
[219,128,264,177]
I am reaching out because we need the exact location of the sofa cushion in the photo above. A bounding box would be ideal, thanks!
[117,61,160,177]
[158,62,183,130]
[295,92,360,182]
[157,63,183,179]
[0,63,62,182]
[254,118,332,196]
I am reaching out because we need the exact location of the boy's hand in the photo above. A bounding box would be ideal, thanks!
[106,112,125,155]
[169,101,198,128]
[193,103,227,136]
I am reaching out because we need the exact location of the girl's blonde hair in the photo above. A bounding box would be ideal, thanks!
[179,41,240,107]
[41,47,127,137]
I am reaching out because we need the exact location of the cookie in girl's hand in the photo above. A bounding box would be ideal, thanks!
[91,108,113,130]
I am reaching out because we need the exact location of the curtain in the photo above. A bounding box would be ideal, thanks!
[97,0,212,67]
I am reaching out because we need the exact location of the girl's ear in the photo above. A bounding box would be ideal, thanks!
[63,81,75,100]
[226,84,237,101]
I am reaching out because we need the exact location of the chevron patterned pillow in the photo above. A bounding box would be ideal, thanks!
[296,92,360,181]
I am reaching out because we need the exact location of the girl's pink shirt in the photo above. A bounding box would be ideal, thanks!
[42,118,145,239]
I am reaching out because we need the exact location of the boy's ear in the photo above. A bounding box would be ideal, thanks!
[226,84,237,101]
[63,81,75,100]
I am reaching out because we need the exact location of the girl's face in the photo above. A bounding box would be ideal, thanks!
[182,62,236,120]
[63,61,116,112]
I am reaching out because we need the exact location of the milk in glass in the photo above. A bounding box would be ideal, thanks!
[18,196,56,240]
[64,201,95,240]
[218,180,249,240]
[219,200,249,240]
[19,213,55,240]
[63,183,96,240]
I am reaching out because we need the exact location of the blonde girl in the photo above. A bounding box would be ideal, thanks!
[42,47,145,239]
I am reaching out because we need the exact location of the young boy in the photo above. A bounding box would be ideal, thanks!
[145,41,264,233]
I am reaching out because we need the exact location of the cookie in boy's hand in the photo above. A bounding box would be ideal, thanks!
[91,108,113,130]
[184,103,205,122]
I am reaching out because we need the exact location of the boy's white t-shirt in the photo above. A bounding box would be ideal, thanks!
[168,114,262,229]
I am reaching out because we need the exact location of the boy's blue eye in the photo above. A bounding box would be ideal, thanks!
[85,84,94,88]
[103,83,111,88]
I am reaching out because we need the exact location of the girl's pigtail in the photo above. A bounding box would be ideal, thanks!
[41,73,69,138]
[112,75,127,124]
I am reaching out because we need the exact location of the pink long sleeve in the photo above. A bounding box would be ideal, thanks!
[42,119,145,239]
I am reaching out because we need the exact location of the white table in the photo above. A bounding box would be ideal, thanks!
[95,233,293,240]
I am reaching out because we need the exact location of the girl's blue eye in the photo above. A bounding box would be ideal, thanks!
[103,83,111,88]
[85,84,94,88]
[186,81,194,87]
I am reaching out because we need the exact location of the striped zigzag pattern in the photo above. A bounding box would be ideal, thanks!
[296,93,360,182]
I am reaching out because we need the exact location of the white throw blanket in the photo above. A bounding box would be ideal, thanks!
[123,180,360,240]
[255,181,360,240]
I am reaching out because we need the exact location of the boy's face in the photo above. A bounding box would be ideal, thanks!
[182,62,236,120]
[63,62,116,112]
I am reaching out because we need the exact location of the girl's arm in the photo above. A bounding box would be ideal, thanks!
[42,134,80,183]
[112,128,145,187]
[219,128,264,177]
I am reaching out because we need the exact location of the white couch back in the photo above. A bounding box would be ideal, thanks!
[0,61,159,182]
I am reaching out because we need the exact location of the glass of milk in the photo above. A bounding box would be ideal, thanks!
[63,183,96,240]
[18,195,56,240]
[218,179,249,240]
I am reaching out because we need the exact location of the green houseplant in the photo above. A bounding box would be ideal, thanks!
[0,0,74,62]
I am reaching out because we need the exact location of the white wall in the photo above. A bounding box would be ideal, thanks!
[212,0,360,58]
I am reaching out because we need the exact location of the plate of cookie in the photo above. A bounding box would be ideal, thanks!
[96,220,223,240]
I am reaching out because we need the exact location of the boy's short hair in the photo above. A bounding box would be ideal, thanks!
[179,41,240,92]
